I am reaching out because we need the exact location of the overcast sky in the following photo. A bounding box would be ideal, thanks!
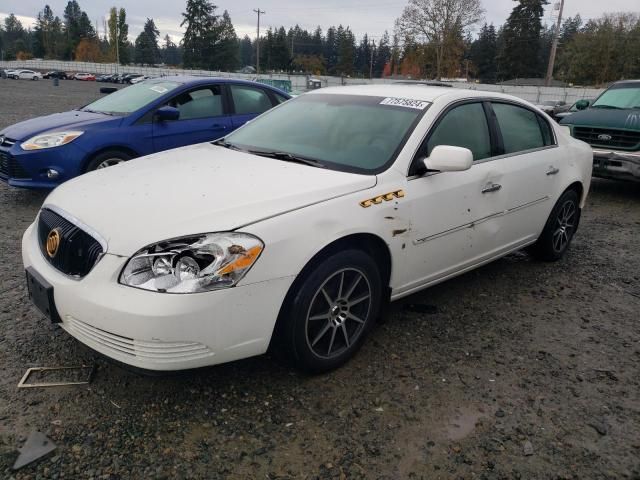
[1,0,638,43]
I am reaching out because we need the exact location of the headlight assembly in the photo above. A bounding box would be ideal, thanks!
[21,131,84,150]
[120,233,264,294]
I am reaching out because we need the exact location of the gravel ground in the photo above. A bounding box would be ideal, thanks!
[1,78,639,479]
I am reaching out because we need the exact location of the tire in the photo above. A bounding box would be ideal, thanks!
[85,150,133,172]
[33,76,38,81]
[278,249,383,373]
[529,189,581,261]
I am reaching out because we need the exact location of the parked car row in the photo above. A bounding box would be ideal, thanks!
[3,69,43,80]
[96,73,146,84]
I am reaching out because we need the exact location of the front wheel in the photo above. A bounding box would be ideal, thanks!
[33,76,39,81]
[85,150,132,172]
[279,249,382,373]
[529,189,581,261]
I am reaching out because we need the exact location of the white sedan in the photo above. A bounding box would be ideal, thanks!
[22,85,593,373]
[10,69,42,80]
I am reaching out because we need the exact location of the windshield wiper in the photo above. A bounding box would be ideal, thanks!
[591,105,623,110]
[248,150,327,169]
[212,139,244,151]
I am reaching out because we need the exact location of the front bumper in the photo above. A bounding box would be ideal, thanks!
[592,149,640,182]
[22,223,294,371]
[0,142,86,189]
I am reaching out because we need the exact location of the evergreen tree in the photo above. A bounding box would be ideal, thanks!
[181,0,217,69]
[239,35,253,67]
[374,31,391,77]
[211,10,239,71]
[162,34,182,65]
[470,23,498,82]
[497,0,549,80]
[336,26,355,76]
[135,18,160,65]
[3,14,26,60]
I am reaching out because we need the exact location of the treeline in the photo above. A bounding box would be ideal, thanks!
[1,0,639,86]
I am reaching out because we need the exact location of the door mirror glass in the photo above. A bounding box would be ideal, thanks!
[155,106,180,122]
[575,99,590,111]
[423,145,473,172]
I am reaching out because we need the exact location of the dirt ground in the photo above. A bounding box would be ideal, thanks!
[0,78,639,480]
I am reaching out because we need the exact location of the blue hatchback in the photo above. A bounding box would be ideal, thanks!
[0,76,290,188]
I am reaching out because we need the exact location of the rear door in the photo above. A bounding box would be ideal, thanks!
[228,84,279,128]
[152,84,232,152]
[488,101,560,248]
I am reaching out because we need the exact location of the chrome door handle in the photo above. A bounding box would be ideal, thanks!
[482,183,502,194]
[546,167,560,176]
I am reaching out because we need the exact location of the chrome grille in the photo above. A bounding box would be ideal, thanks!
[573,127,640,151]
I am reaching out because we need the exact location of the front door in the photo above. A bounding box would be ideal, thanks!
[396,101,507,294]
[152,84,232,152]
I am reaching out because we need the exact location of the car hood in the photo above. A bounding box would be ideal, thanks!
[560,108,640,129]
[1,110,115,141]
[44,143,377,256]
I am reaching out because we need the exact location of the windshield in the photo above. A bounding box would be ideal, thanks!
[592,84,640,110]
[223,93,428,173]
[82,81,181,115]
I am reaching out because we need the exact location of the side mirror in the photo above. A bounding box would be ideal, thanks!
[423,145,473,172]
[575,99,590,111]
[100,87,118,95]
[155,106,180,122]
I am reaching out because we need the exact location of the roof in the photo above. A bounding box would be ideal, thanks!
[146,75,291,96]
[307,84,522,104]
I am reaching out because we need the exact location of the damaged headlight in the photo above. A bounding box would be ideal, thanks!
[120,233,264,294]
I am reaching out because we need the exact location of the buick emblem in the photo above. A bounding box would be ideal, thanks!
[46,229,61,258]
[597,134,612,141]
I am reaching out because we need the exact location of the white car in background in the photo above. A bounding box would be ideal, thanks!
[22,85,593,373]
[9,69,42,80]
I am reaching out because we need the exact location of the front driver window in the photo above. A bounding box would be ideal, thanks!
[426,102,491,161]
[167,86,224,121]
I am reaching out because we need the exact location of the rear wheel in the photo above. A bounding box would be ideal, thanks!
[33,76,39,81]
[278,249,382,373]
[529,189,580,261]
[85,150,133,172]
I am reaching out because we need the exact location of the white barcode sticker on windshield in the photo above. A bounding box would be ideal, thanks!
[150,86,168,94]
[380,97,430,110]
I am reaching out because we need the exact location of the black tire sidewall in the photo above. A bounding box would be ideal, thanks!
[533,189,580,261]
[284,249,382,373]
[85,150,132,172]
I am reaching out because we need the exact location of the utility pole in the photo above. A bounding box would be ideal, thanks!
[253,8,265,75]
[369,40,375,80]
[115,10,120,73]
[545,0,565,87]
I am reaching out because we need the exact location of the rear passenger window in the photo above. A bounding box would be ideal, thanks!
[230,85,273,115]
[427,102,491,161]
[492,103,546,154]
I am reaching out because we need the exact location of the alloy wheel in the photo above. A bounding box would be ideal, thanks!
[552,199,577,253]
[305,268,372,359]
[96,158,125,169]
